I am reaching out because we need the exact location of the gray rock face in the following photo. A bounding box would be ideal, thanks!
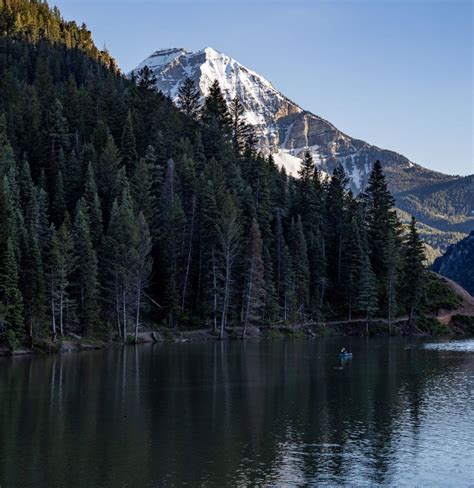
[130,47,473,243]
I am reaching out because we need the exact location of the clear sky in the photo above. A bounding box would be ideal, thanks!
[54,0,473,176]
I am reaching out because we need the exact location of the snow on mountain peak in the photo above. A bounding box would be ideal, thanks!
[130,47,418,186]
[134,48,187,72]
[130,47,301,146]
[200,46,223,58]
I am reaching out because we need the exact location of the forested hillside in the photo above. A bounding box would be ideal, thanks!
[433,232,474,296]
[0,0,427,348]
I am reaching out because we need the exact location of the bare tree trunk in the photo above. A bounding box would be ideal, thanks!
[51,287,57,342]
[122,288,127,342]
[59,293,64,336]
[220,264,231,340]
[388,299,392,335]
[134,281,141,344]
[408,306,415,335]
[116,283,122,340]
[212,249,217,333]
[181,196,196,313]
[242,254,256,340]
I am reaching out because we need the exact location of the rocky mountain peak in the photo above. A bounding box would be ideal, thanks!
[129,47,463,197]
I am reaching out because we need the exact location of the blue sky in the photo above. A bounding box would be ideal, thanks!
[55,0,473,176]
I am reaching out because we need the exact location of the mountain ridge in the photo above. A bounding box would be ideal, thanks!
[433,232,474,295]
[130,46,474,248]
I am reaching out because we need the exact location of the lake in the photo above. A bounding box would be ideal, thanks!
[0,337,473,487]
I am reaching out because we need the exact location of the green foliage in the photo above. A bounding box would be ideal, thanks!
[402,217,426,327]
[416,316,449,336]
[0,0,453,348]
[0,0,117,68]
[420,273,462,313]
[5,328,17,351]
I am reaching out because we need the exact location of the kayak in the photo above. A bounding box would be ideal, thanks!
[339,352,353,359]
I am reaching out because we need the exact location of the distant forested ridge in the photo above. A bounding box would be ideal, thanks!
[0,0,427,348]
[433,232,474,296]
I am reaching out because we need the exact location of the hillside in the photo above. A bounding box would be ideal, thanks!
[0,0,465,350]
[432,232,474,295]
[131,47,474,252]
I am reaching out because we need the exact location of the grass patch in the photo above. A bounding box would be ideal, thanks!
[286,329,306,339]
[267,329,283,339]
[416,316,450,336]
[420,273,462,314]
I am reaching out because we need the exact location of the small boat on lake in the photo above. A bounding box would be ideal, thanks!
[339,352,353,359]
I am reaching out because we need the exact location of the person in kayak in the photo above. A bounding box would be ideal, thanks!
[341,347,347,354]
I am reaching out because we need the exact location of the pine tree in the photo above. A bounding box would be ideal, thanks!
[274,209,292,321]
[241,218,265,338]
[403,216,425,332]
[216,193,241,338]
[132,212,153,342]
[82,162,103,249]
[96,133,120,222]
[0,113,15,177]
[362,160,401,276]
[21,220,45,340]
[385,228,400,333]
[144,144,164,234]
[324,164,349,308]
[356,244,378,334]
[199,160,228,331]
[343,202,364,321]
[0,238,24,339]
[298,150,314,182]
[120,111,138,178]
[134,65,158,91]
[51,170,65,227]
[45,218,75,339]
[131,154,152,217]
[36,187,51,252]
[177,77,201,119]
[289,216,310,321]
[201,79,231,131]
[0,176,15,252]
[297,151,325,315]
[73,199,99,336]
[229,96,252,154]
[159,158,186,328]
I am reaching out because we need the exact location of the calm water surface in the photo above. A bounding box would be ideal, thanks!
[0,337,473,487]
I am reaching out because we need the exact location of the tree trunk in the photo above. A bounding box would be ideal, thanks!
[134,282,141,344]
[220,263,231,340]
[122,288,127,342]
[408,306,415,335]
[242,258,255,340]
[51,296,56,342]
[116,284,122,340]
[59,293,64,336]
[212,250,217,333]
[181,196,196,313]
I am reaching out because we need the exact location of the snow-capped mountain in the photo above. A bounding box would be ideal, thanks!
[129,47,470,202]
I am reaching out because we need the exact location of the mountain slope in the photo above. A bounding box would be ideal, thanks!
[130,47,474,247]
[432,232,474,295]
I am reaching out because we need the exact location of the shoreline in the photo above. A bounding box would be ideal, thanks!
[2,316,473,357]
